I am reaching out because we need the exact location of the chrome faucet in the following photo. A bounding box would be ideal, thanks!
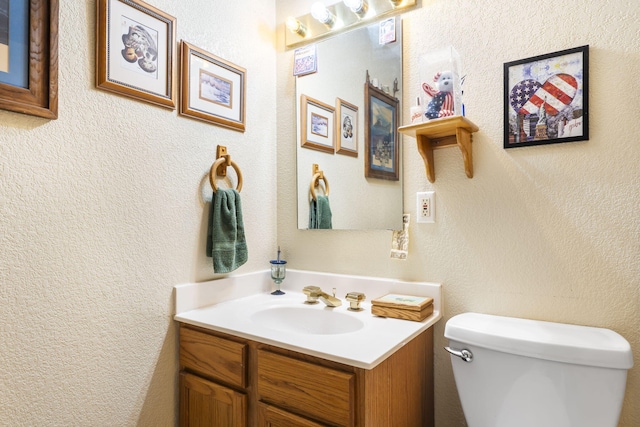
[302,286,342,307]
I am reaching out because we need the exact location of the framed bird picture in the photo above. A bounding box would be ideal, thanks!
[503,45,589,149]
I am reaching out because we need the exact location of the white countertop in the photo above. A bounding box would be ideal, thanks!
[174,270,442,369]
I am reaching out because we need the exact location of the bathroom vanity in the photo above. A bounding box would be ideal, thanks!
[179,323,433,426]
[174,270,442,427]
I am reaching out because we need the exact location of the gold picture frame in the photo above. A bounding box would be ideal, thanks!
[335,98,358,157]
[300,94,335,154]
[96,0,176,109]
[179,41,246,132]
[0,0,58,119]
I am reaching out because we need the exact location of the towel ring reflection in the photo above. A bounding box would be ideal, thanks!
[210,156,243,193]
[309,164,330,201]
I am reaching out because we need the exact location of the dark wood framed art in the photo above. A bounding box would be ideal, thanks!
[364,74,399,180]
[504,45,589,148]
[0,0,58,119]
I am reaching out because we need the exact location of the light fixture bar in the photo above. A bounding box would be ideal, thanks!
[285,0,417,48]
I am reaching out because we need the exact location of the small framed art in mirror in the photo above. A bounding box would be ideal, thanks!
[300,94,335,154]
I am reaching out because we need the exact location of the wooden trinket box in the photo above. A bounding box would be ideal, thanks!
[371,294,434,322]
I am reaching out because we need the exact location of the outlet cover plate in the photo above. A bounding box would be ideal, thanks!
[416,191,435,223]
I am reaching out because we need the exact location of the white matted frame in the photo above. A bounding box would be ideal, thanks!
[96,0,176,109]
[300,94,334,154]
[335,98,358,157]
[179,41,246,132]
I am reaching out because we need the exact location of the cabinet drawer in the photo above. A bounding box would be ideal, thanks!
[257,402,327,427]
[180,325,247,388]
[257,350,355,426]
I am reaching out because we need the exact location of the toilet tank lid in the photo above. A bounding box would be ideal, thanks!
[444,313,633,369]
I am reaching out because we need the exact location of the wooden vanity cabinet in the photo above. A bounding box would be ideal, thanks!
[179,323,434,427]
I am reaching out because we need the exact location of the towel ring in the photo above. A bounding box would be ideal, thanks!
[309,172,330,201]
[210,156,243,193]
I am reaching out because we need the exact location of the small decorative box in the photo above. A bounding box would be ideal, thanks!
[371,294,434,322]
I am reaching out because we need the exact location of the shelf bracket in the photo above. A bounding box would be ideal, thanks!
[456,127,474,179]
[398,116,479,183]
[415,134,436,183]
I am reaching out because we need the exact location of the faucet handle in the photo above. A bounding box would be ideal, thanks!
[345,292,366,311]
[303,286,321,304]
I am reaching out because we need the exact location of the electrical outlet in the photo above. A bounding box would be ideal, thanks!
[416,191,435,223]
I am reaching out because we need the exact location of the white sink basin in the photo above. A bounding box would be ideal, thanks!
[175,271,442,369]
[250,306,365,335]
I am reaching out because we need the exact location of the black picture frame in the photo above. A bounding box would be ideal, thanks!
[365,74,399,180]
[504,45,589,149]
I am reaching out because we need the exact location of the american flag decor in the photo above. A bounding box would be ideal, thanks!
[503,46,589,149]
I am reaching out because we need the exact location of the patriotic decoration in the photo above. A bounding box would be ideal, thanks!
[510,73,578,116]
[504,46,589,148]
[422,70,455,120]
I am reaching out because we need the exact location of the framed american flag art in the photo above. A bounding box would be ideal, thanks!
[504,45,589,149]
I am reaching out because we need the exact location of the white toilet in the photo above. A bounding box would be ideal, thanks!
[444,312,633,427]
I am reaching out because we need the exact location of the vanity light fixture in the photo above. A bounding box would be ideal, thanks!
[285,0,418,48]
[286,16,308,37]
[311,2,337,28]
[343,0,369,18]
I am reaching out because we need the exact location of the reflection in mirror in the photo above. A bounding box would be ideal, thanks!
[296,17,403,230]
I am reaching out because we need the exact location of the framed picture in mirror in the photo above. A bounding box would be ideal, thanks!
[335,98,358,157]
[365,78,399,180]
[300,94,335,154]
[0,0,58,119]
[96,0,176,109]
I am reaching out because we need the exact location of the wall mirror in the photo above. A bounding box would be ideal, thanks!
[296,17,403,230]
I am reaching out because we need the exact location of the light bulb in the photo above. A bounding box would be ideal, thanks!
[311,2,336,27]
[344,0,363,11]
[344,0,369,17]
[286,16,307,37]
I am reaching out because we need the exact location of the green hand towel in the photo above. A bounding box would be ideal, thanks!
[206,189,248,273]
[309,195,332,229]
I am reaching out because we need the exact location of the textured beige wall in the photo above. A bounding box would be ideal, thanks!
[2,0,638,426]
[0,0,276,425]
[277,1,639,426]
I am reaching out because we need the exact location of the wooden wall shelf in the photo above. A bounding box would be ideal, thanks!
[399,116,479,183]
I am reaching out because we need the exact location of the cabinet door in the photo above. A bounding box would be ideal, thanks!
[257,403,327,427]
[180,372,246,427]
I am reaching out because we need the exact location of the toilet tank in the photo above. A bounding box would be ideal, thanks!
[444,313,633,427]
